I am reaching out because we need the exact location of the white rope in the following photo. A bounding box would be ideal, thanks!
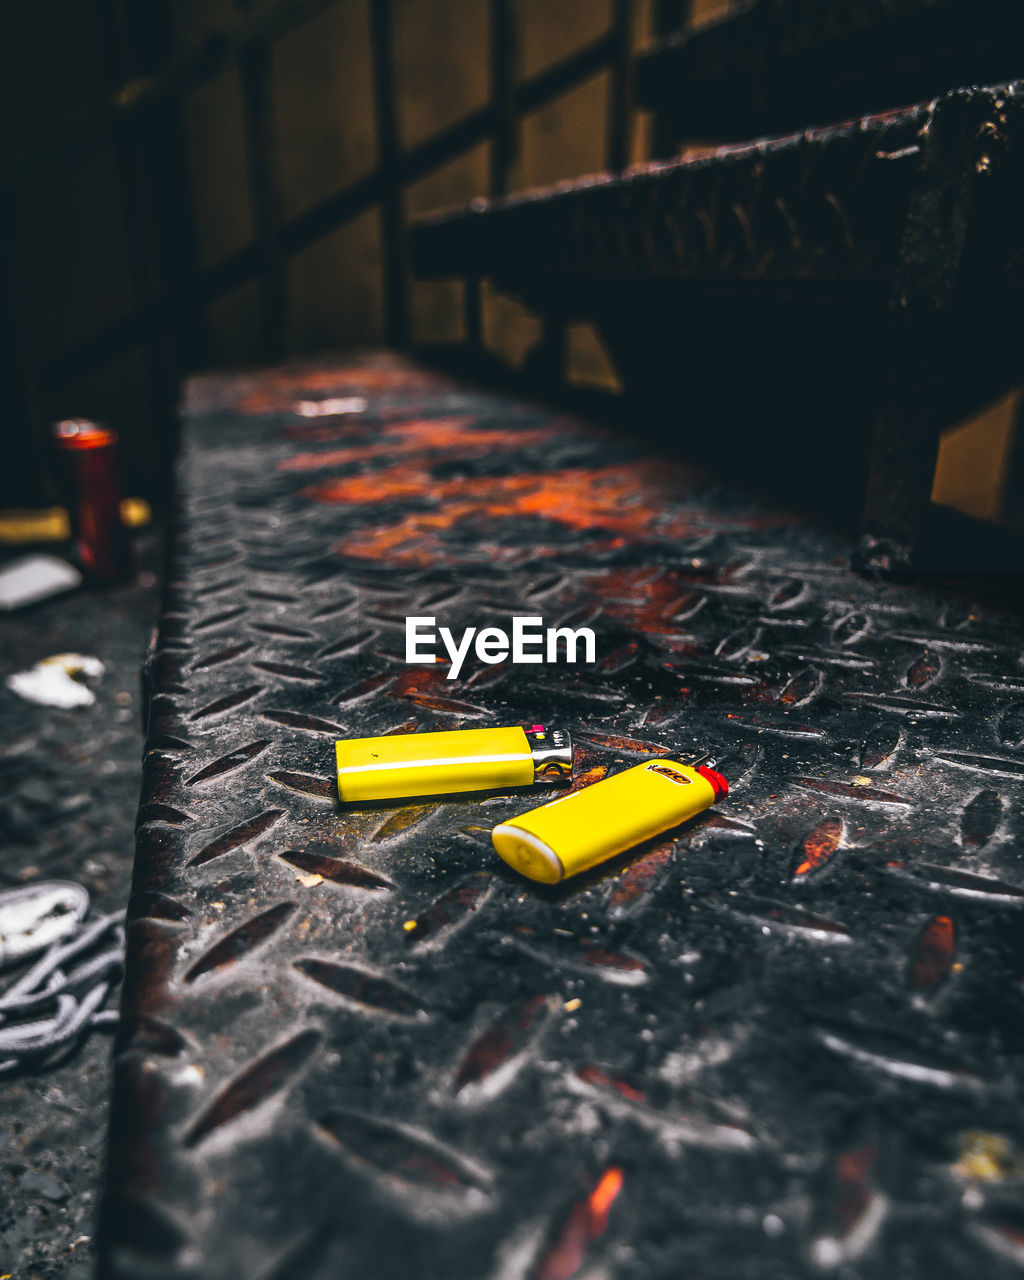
[0,883,125,1075]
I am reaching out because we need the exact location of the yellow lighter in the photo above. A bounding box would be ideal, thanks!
[491,759,728,883]
[335,723,573,803]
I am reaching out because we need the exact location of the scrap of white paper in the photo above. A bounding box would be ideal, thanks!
[0,555,81,611]
[5,654,105,709]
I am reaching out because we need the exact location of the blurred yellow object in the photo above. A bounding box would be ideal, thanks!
[0,499,150,545]
[953,1131,1024,1184]
[120,497,152,528]
[932,390,1020,524]
[0,508,70,544]
[336,724,572,802]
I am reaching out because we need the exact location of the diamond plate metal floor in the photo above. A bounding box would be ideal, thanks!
[101,354,1024,1280]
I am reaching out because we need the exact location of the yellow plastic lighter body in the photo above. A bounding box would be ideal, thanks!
[492,760,723,884]
[336,725,539,802]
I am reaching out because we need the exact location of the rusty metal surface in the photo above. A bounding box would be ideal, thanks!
[102,353,1024,1279]
[635,0,1024,145]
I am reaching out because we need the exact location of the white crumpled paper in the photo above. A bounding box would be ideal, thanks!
[5,653,106,709]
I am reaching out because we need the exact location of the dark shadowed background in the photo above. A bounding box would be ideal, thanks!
[0,0,1016,528]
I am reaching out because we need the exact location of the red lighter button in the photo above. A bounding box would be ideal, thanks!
[696,766,729,802]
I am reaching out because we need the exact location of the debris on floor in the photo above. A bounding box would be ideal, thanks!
[0,882,89,966]
[0,555,81,612]
[5,655,105,709]
[0,881,124,1076]
[0,524,156,1279]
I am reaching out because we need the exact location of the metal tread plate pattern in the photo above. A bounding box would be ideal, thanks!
[411,96,927,287]
[410,83,1024,300]
[103,354,1024,1280]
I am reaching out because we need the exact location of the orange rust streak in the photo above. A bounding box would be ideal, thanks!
[279,419,558,470]
[907,653,939,687]
[388,666,450,696]
[569,765,611,793]
[402,693,485,714]
[315,464,727,566]
[837,1148,875,1183]
[589,1166,624,1220]
[578,1065,647,1103]
[309,465,648,523]
[531,1166,625,1280]
[286,410,797,566]
[587,568,710,637]
[578,732,669,755]
[911,914,955,991]
[795,819,843,877]
[833,1147,877,1232]
[609,841,674,909]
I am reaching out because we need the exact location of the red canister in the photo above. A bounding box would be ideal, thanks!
[52,419,132,582]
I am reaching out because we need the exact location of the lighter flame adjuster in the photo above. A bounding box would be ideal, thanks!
[335,723,573,803]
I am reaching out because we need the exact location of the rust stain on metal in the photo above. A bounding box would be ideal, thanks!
[608,840,674,911]
[304,454,784,567]
[454,995,548,1095]
[793,777,913,805]
[911,915,956,992]
[793,818,844,877]
[404,876,491,946]
[530,1166,624,1280]
[184,1029,321,1148]
[576,1064,646,1103]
